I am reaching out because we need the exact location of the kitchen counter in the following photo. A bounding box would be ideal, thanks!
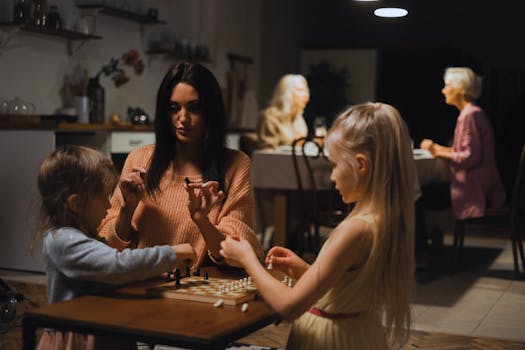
[0,120,154,132]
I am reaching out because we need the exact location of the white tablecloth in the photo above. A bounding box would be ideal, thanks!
[252,148,449,190]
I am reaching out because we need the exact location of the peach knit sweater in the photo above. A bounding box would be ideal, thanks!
[99,145,262,267]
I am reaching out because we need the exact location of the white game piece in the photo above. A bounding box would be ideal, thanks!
[267,257,273,270]
[282,276,288,284]
[241,303,248,312]
[213,299,224,307]
[248,276,252,284]
[288,278,293,288]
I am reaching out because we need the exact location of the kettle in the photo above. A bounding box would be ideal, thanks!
[127,107,150,125]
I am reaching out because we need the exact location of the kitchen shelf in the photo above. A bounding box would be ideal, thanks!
[0,22,102,40]
[77,4,166,24]
[146,49,213,63]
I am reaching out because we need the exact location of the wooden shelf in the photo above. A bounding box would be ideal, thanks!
[0,22,102,40]
[146,49,212,63]
[77,4,166,24]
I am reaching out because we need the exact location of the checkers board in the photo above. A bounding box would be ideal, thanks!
[145,276,258,305]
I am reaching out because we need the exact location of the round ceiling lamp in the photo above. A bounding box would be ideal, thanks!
[373,7,408,17]
[374,7,408,18]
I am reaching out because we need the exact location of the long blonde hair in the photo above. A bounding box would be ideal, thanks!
[325,102,415,346]
[265,74,309,117]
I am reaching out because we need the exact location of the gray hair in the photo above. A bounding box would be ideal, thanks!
[444,67,482,102]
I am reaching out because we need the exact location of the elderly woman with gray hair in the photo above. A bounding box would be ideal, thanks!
[420,67,506,220]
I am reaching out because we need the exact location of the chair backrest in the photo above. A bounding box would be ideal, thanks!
[510,144,525,228]
[291,136,345,221]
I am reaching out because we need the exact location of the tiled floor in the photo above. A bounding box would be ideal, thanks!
[411,234,525,342]
[1,233,524,348]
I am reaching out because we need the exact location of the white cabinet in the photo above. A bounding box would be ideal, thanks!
[110,131,155,153]
[0,130,54,272]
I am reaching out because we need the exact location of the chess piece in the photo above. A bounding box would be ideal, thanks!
[175,269,181,289]
[213,299,224,307]
[193,267,201,276]
[241,303,248,312]
[204,272,209,280]
[267,257,273,270]
[185,265,191,277]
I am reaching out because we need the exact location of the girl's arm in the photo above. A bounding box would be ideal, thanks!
[45,228,180,285]
[99,148,146,250]
[221,217,372,320]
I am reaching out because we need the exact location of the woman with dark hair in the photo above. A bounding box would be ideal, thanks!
[99,62,262,268]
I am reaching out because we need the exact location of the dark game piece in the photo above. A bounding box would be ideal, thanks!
[175,269,181,289]
[166,272,173,282]
[204,272,209,280]
[184,177,191,185]
[185,265,191,277]
[193,267,201,276]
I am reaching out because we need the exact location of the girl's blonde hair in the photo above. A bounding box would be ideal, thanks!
[32,145,118,248]
[444,67,482,102]
[266,74,309,117]
[325,102,415,347]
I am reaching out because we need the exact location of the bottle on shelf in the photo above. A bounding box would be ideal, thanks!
[46,5,61,30]
[87,77,105,124]
[31,0,47,26]
[13,0,31,24]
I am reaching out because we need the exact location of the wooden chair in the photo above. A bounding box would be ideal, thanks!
[453,144,525,274]
[291,136,348,255]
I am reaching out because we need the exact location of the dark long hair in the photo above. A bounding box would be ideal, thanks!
[147,62,227,194]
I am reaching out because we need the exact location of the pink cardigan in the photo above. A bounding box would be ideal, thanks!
[449,103,506,219]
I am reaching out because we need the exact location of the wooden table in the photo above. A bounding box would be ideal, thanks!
[22,268,277,350]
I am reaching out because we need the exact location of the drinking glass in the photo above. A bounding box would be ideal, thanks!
[314,116,327,138]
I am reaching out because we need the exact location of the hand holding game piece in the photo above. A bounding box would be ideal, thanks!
[184,180,225,221]
[119,166,147,212]
[265,246,309,280]
[172,243,196,269]
[219,236,257,267]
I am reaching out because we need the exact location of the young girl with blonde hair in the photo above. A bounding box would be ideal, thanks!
[34,145,195,350]
[220,102,415,349]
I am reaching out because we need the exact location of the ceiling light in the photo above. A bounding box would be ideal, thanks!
[374,7,408,17]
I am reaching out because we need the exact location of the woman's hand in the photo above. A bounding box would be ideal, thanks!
[219,236,257,268]
[420,139,434,151]
[119,166,146,212]
[266,246,309,279]
[171,243,197,269]
[185,180,225,222]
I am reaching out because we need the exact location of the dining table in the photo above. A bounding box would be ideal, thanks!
[251,146,449,248]
[22,267,277,350]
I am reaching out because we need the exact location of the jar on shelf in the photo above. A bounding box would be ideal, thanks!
[46,5,61,30]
